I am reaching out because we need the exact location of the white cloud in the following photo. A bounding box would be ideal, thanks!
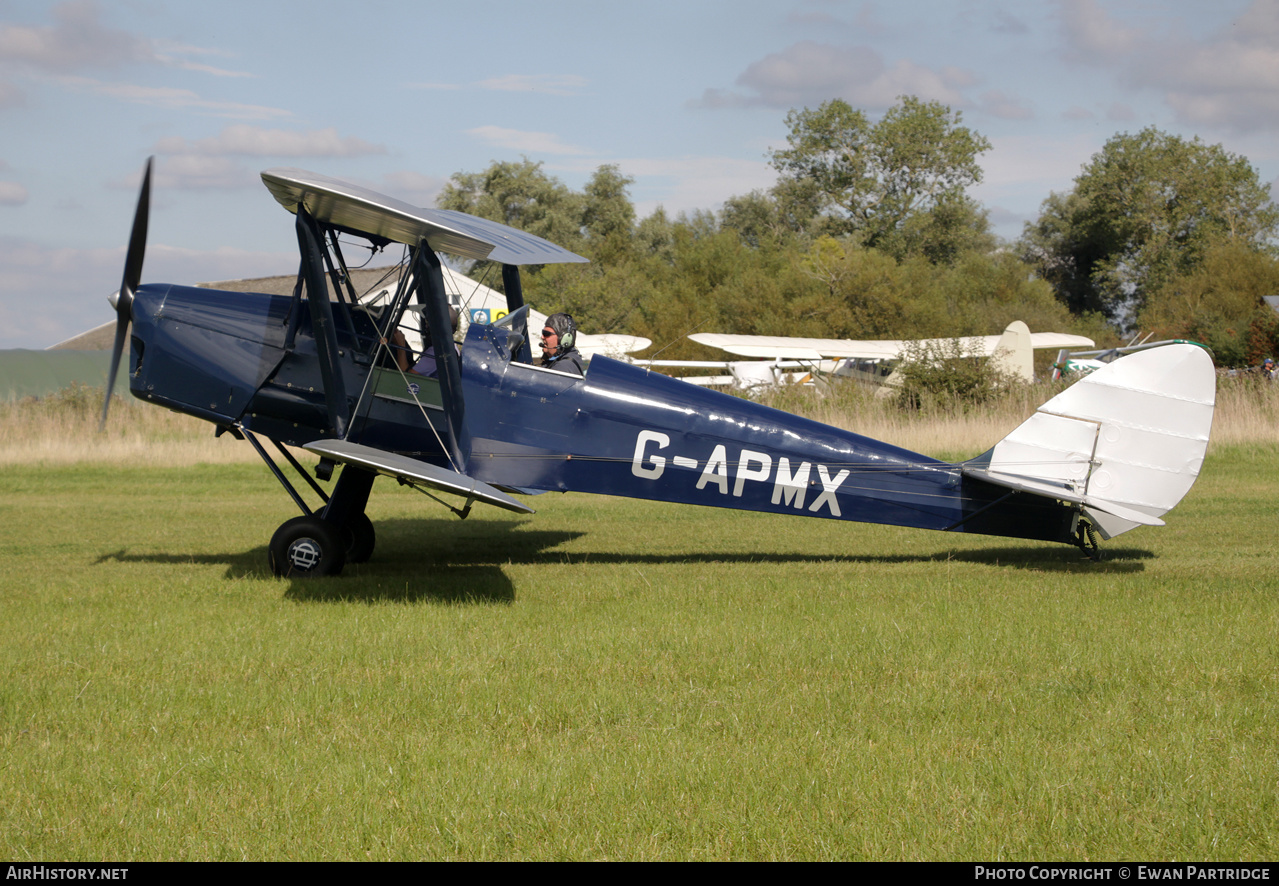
[1105,102,1135,123]
[0,2,253,80]
[692,42,971,111]
[406,74,586,96]
[1056,0,1279,134]
[57,75,291,119]
[0,80,24,108]
[979,90,1034,120]
[610,155,776,217]
[978,133,1100,193]
[467,125,589,156]
[1055,0,1141,64]
[152,40,253,79]
[973,132,1107,239]
[404,81,461,91]
[989,7,1031,36]
[144,243,298,285]
[0,181,28,205]
[474,74,587,95]
[0,0,151,72]
[1146,15,1279,131]
[378,170,448,209]
[155,125,386,158]
[150,156,256,191]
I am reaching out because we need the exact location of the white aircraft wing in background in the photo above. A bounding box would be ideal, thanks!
[690,325,1094,364]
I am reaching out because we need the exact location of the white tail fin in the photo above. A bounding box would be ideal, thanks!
[990,320,1034,383]
[964,343,1216,539]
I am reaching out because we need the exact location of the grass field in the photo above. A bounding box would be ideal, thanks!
[1,383,1277,860]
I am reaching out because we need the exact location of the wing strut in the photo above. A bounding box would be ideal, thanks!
[501,263,532,364]
[295,207,351,438]
[412,243,469,471]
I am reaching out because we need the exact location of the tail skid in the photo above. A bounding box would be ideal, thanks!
[963,344,1216,540]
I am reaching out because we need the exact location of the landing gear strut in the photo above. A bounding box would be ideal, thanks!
[343,512,376,564]
[243,428,377,578]
[1073,515,1101,561]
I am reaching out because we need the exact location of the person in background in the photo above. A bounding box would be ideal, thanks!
[411,307,460,378]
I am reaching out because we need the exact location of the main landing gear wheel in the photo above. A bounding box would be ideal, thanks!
[269,516,346,577]
[343,512,376,564]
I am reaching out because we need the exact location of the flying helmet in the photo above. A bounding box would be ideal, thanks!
[543,312,578,353]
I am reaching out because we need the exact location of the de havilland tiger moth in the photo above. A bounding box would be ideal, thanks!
[100,159,1217,576]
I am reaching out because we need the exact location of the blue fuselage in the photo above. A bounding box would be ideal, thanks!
[125,283,1075,544]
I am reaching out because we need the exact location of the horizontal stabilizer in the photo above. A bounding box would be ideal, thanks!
[963,343,1214,539]
[962,467,1165,526]
[304,439,535,515]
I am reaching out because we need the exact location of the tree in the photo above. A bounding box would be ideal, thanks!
[1017,191,1104,315]
[1138,239,1279,366]
[768,96,992,261]
[1021,128,1279,323]
[437,158,652,328]
[581,164,636,245]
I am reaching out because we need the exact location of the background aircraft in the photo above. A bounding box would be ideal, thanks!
[1051,334,1211,380]
[101,160,1216,577]
[641,322,1095,392]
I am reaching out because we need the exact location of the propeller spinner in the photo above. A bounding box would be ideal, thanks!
[100,157,152,431]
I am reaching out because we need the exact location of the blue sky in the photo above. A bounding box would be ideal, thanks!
[1,0,1275,348]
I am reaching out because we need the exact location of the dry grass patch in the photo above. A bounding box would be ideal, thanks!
[3,373,1276,469]
[0,384,258,467]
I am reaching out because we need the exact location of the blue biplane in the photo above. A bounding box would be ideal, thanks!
[102,160,1217,576]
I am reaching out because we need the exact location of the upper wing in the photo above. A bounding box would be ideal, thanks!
[262,168,588,266]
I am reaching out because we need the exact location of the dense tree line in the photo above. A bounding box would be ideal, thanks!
[439,98,1279,368]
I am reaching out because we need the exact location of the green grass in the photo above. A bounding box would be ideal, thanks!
[1,448,1277,860]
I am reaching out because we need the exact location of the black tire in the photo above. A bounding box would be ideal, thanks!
[343,512,376,564]
[269,516,347,577]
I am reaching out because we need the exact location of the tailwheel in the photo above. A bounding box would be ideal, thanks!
[1073,515,1101,561]
[343,512,376,564]
[269,515,347,577]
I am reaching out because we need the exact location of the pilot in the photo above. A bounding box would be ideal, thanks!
[540,312,583,375]
[388,329,414,372]
[410,307,461,378]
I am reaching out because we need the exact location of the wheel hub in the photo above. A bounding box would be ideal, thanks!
[287,537,323,571]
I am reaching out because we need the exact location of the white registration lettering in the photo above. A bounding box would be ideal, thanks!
[733,450,773,497]
[808,465,850,516]
[772,458,811,509]
[696,444,730,494]
[631,430,670,479]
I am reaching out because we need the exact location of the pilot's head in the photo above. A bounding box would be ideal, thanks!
[422,306,460,335]
[541,312,577,358]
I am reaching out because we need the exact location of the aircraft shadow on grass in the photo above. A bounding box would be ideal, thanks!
[95,518,1151,604]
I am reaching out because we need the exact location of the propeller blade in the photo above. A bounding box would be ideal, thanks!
[100,157,152,432]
